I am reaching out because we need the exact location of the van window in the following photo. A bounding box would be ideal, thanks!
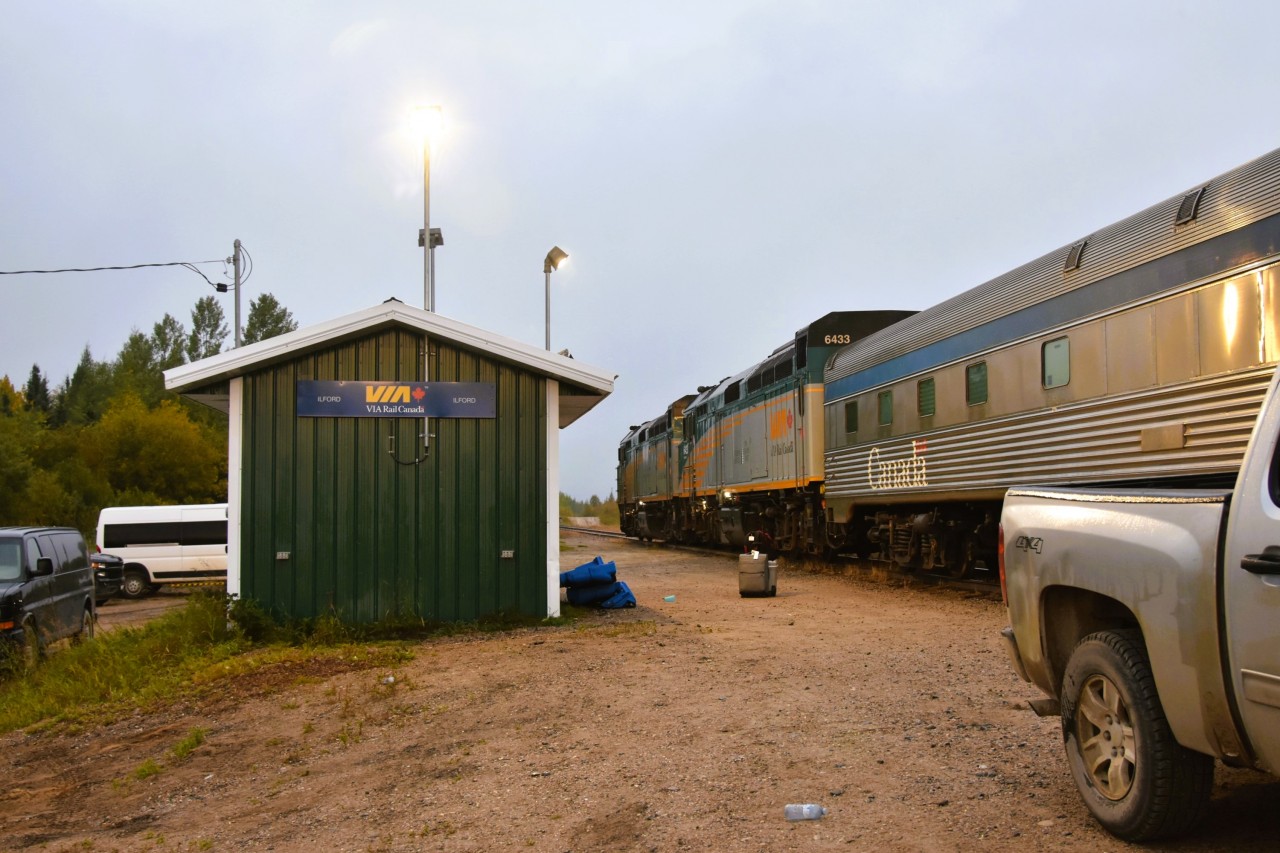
[183,521,227,547]
[0,540,21,581]
[56,532,87,571]
[105,522,181,548]
[25,539,42,576]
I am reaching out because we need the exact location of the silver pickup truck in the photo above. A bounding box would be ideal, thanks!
[1000,370,1280,841]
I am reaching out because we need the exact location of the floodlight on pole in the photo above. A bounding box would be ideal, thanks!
[413,105,444,311]
[543,246,569,350]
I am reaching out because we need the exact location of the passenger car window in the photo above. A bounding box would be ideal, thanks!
[918,378,936,417]
[844,400,858,434]
[1043,337,1070,389]
[878,391,893,426]
[966,362,988,405]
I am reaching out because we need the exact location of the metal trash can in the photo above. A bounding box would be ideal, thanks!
[738,552,778,597]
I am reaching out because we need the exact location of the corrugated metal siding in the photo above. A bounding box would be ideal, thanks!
[827,147,1280,384]
[824,368,1270,504]
[240,327,546,623]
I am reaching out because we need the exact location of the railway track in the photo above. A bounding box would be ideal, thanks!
[560,525,1000,596]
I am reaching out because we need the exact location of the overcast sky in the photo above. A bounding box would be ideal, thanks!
[5,1,1280,501]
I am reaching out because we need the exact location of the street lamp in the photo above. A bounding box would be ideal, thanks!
[544,246,569,350]
[412,105,444,311]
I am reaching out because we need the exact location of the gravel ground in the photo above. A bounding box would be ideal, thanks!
[4,531,1277,852]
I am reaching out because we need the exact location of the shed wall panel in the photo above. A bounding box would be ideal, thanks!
[238,327,547,623]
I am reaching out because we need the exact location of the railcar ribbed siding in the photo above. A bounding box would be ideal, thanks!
[824,368,1270,504]
[827,148,1280,387]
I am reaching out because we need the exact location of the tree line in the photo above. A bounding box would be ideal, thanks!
[559,492,619,528]
[0,293,297,537]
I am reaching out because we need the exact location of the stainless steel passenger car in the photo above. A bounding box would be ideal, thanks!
[823,147,1280,576]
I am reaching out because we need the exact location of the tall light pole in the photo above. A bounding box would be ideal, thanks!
[543,246,569,350]
[232,238,242,347]
[414,105,444,311]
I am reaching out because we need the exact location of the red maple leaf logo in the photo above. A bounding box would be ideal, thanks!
[411,386,426,401]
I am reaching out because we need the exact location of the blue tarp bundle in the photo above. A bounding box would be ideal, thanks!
[601,582,636,609]
[559,555,616,588]
[561,556,635,609]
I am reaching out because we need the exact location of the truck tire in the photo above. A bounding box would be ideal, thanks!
[1060,629,1213,841]
[120,567,152,599]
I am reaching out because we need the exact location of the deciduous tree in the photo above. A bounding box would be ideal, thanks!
[187,296,229,362]
[151,313,187,369]
[243,293,298,344]
[81,394,225,505]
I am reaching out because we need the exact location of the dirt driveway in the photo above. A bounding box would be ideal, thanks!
[5,531,1278,852]
[94,586,193,632]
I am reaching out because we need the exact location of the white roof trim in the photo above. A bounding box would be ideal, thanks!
[165,300,615,426]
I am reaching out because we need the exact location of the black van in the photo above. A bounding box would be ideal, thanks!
[0,527,95,666]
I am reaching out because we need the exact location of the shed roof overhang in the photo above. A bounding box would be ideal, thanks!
[165,300,615,427]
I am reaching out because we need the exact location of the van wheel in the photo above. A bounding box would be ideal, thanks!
[1061,629,1213,841]
[120,568,152,599]
[71,607,95,645]
[18,616,41,670]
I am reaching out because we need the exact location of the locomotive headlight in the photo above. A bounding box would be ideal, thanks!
[722,489,733,501]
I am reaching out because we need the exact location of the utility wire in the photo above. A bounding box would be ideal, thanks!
[238,244,254,285]
[0,259,231,290]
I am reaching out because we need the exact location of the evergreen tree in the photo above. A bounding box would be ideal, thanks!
[187,296,229,361]
[50,347,112,427]
[243,292,299,344]
[23,364,51,413]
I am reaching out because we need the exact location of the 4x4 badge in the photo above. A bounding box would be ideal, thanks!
[1014,535,1044,554]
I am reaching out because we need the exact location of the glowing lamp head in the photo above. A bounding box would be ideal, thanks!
[411,104,445,144]
[544,245,569,274]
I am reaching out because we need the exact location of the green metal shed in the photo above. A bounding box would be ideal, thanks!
[164,300,614,623]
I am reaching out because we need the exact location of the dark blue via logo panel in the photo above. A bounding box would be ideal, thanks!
[297,380,496,418]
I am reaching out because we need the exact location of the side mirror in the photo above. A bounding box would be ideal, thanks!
[34,557,54,577]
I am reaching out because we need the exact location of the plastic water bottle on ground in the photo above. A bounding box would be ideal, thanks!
[784,803,828,821]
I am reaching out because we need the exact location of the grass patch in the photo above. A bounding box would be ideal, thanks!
[0,592,582,735]
[170,727,206,761]
[133,758,162,780]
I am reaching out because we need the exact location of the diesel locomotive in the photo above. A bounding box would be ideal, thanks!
[619,145,1280,577]
[617,311,914,552]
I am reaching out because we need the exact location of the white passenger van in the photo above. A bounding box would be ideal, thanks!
[95,504,228,599]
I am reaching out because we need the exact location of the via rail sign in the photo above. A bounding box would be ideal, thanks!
[296,380,495,418]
